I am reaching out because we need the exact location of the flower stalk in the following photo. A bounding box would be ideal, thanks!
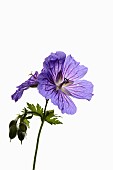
[32,99,49,170]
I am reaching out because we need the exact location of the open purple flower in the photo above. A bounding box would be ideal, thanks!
[11,71,38,102]
[38,51,93,114]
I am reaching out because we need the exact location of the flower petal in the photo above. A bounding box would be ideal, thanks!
[17,71,38,89]
[11,89,25,102]
[44,51,66,65]
[51,91,77,114]
[11,71,38,102]
[63,55,88,81]
[43,51,66,80]
[65,80,93,100]
[38,72,56,99]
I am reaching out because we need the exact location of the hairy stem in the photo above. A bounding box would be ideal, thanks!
[32,99,49,170]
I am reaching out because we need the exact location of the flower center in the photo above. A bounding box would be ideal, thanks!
[55,71,73,93]
[59,78,69,88]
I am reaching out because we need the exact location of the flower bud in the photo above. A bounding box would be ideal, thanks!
[9,125,17,141]
[17,129,26,144]
[19,122,27,132]
[9,120,17,128]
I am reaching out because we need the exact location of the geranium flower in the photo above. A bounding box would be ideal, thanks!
[38,51,93,114]
[11,71,38,102]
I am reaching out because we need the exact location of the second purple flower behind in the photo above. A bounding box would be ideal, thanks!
[11,71,38,102]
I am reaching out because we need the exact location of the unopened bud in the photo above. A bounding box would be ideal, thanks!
[9,120,17,128]
[9,125,17,141]
[17,129,26,144]
[19,122,27,132]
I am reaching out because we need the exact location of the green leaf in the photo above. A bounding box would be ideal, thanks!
[45,110,63,125]
[27,103,37,112]
[36,103,43,114]
[27,103,43,117]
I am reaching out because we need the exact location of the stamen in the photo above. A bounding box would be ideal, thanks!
[56,75,73,92]
[57,77,69,89]
[64,78,69,83]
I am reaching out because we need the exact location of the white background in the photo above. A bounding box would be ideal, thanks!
[0,0,113,170]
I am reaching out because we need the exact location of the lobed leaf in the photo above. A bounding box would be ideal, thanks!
[27,103,37,112]
[27,103,43,117]
[45,110,63,125]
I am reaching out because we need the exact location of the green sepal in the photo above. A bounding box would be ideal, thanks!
[45,110,63,125]
[22,118,30,128]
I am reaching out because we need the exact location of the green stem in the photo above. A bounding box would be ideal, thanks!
[32,99,49,170]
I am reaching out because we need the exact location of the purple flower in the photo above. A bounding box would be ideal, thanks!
[11,71,38,102]
[38,51,93,114]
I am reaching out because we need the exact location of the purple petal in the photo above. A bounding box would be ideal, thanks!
[63,55,88,81]
[44,51,66,64]
[11,89,25,102]
[27,71,38,87]
[51,91,77,114]
[43,51,66,80]
[17,71,38,88]
[38,72,56,99]
[11,71,38,102]
[65,80,94,101]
